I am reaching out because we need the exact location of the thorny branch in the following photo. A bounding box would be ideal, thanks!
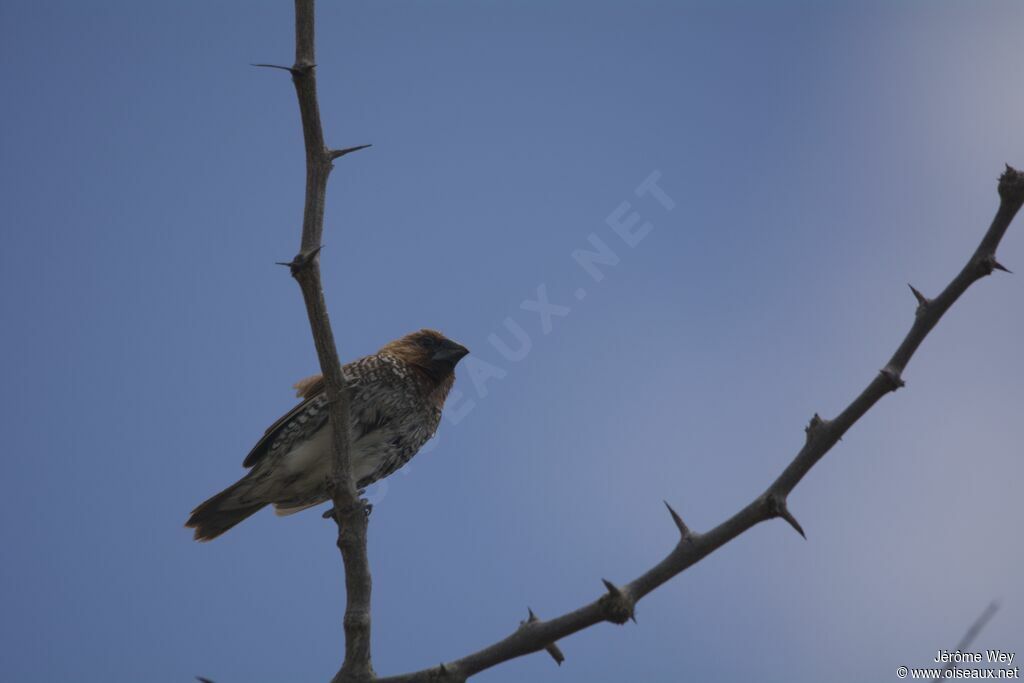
[250,3,1023,683]
[274,1,374,681]
[374,168,1024,683]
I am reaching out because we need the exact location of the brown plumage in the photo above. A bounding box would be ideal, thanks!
[186,329,469,541]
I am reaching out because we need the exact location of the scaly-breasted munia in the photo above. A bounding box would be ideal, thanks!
[186,329,468,541]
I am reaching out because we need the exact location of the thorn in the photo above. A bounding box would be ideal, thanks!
[277,244,325,275]
[908,284,929,307]
[601,578,622,597]
[307,244,325,259]
[663,500,691,539]
[977,253,1012,277]
[600,579,636,624]
[778,505,806,539]
[251,62,297,74]
[519,608,565,664]
[766,494,806,539]
[879,366,905,391]
[545,643,566,666]
[329,144,373,160]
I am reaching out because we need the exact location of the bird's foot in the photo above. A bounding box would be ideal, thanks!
[321,499,372,520]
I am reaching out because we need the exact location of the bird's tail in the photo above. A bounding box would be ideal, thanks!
[186,477,266,542]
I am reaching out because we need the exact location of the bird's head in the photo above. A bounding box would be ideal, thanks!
[381,329,470,384]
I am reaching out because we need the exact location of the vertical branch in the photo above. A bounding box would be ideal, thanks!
[293,0,328,254]
[281,0,375,680]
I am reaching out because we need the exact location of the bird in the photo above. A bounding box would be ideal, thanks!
[186,329,469,541]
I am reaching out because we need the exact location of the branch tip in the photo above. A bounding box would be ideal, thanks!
[663,500,691,539]
[998,164,1024,202]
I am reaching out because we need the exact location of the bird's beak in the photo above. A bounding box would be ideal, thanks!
[432,342,470,364]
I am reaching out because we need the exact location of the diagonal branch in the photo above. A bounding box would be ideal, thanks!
[272,0,374,680]
[376,167,1024,682]
[932,601,1000,682]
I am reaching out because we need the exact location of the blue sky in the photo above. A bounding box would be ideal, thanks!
[2,2,1023,682]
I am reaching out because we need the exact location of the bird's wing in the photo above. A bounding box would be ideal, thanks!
[240,361,389,469]
[239,352,411,471]
[242,374,332,468]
